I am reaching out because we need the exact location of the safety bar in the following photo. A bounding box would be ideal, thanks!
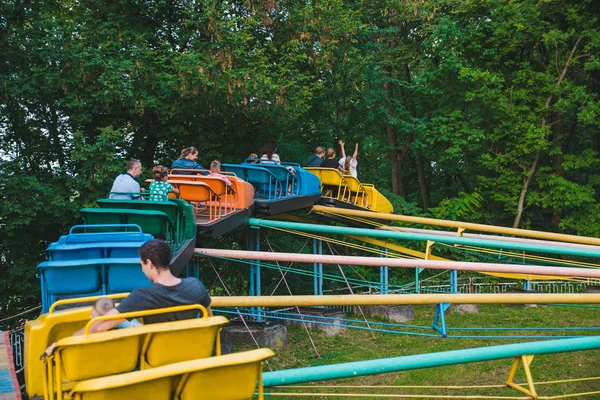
[84,304,209,334]
[169,168,210,175]
[68,224,143,234]
[49,293,130,313]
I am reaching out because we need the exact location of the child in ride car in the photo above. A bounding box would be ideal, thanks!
[209,160,232,186]
[149,165,179,200]
[92,297,142,329]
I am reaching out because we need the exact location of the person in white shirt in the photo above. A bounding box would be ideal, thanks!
[338,140,358,178]
[260,142,281,164]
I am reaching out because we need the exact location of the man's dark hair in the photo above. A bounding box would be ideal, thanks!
[139,239,172,269]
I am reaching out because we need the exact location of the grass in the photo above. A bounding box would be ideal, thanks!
[239,304,600,399]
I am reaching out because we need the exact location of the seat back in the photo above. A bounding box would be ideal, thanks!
[171,181,215,202]
[37,258,144,313]
[48,226,152,261]
[66,349,275,400]
[25,306,92,398]
[143,317,228,368]
[170,168,210,176]
[362,184,394,213]
[106,262,152,293]
[81,208,173,244]
[305,168,351,201]
[59,332,143,382]
[39,304,221,398]
[179,351,272,400]
[70,376,174,400]
[190,175,229,196]
[220,164,248,181]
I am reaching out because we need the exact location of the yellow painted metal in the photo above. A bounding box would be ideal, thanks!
[210,293,600,307]
[66,349,274,400]
[305,168,352,203]
[26,302,214,398]
[362,184,394,213]
[425,241,435,260]
[48,294,129,314]
[347,235,446,261]
[277,213,567,281]
[506,355,538,398]
[45,315,228,399]
[539,391,600,399]
[305,168,393,213]
[313,205,600,246]
[26,307,91,398]
[83,304,208,334]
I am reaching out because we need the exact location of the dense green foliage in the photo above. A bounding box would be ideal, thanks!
[1,1,599,326]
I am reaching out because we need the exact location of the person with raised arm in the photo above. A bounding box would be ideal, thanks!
[338,140,358,178]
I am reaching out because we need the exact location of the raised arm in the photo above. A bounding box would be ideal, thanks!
[352,143,358,162]
[338,140,346,159]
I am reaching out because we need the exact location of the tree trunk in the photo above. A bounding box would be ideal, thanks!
[383,72,403,195]
[414,148,430,211]
[550,112,564,228]
[512,35,582,229]
[47,102,65,168]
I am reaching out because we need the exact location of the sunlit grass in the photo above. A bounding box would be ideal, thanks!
[242,304,600,398]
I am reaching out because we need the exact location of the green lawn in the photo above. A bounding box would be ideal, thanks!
[246,304,600,399]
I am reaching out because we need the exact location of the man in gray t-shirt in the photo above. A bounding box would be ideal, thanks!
[108,159,143,200]
[117,277,211,324]
[79,239,213,334]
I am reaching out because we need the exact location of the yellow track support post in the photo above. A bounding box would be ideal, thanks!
[506,355,538,398]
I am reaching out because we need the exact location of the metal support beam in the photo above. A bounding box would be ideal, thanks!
[248,227,262,321]
[197,249,600,279]
[248,218,600,258]
[312,238,323,296]
[210,293,600,307]
[433,303,451,337]
[379,247,388,294]
[311,205,600,247]
[262,336,600,388]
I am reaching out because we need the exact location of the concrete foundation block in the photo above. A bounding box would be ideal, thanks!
[451,304,479,314]
[284,307,346,336]
[353,305,415,323]
[221,320,288,349]
[583,285,600,293]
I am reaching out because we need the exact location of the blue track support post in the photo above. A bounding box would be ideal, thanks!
[380,247,388,294]
[313,238,323,296]
[433,303,451,337]
[524,280,531,291]
[450,270,458,293]
[415,268,423,294]
[318,239,323,296]
[248,226,262,321]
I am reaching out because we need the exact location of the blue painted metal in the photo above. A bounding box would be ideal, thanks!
[248,219,600,258]
[524,280,531,290]
[433,303,451,337]
[37,258,150,313]
[450,270,458,293]
[47,224,152,261]
[248,226,262,321]
[380,247,389,294]
[312,239,323,296]
[262,336,600,387]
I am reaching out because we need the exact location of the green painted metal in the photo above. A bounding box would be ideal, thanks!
[248,218,600,259]
[262,336,600,387]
